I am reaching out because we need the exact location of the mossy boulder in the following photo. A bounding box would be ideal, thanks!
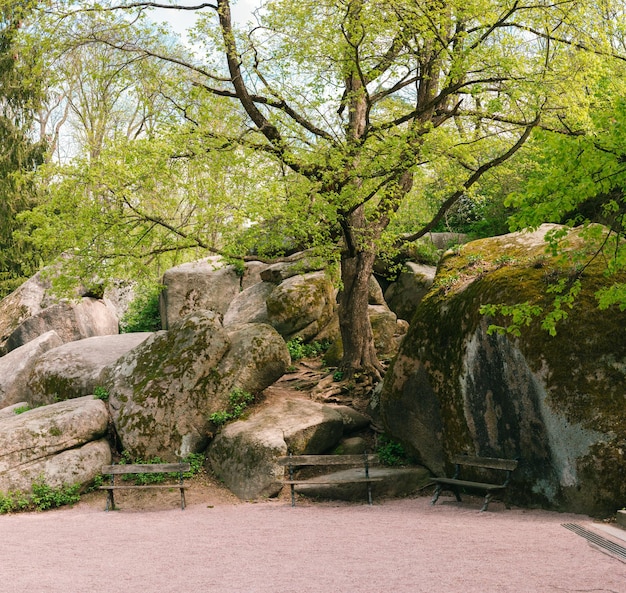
[23,333,152,407]
[266,271,336,342]
[102,311,289,461]
[380,224,626,516]
[0,396,111,493]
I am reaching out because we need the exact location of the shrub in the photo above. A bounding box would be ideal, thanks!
[120,284,162,333]
[0,479,80,514]
[286,337,331,361]
[376,435,409,466]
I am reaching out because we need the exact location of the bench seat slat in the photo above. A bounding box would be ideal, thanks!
[431,477,507,491]
[100,485,186,491]
[276,454,378,467]
[450,456,518,471]
[283,478,384,485]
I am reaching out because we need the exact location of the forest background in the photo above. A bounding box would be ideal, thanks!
[2,0,626,378]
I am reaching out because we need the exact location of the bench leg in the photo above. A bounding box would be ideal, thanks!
[480,492,492,512]
[105,490,115,512]
[431,484,442,505]
[290,484,296,507]
[180,487,186,510]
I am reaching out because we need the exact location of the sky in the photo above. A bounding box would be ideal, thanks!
[150,0,260,42]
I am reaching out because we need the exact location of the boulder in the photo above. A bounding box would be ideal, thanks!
[5,298,119,353]
[0,331,63,409]
[159,258,241,329]
[380,224,626,516]
[222,282,274,327]
[0,396,111,493]
[0,271,50,354]
[207,397,346,499]
[102,311,289,461]
[266,271,336,341]
[384,263,436,322]
[260,252,326,284]
[23,333,152,407]
[241,261,270,289]
[368,276,386,305]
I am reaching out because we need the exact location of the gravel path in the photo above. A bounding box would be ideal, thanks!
[1,495,625,593]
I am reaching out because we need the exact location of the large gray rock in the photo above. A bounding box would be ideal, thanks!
[5,298,119,353]
[0,396,111,493]
[384,263,436,322]
[24,333,152,407]
[103,312,289,461]
[223,282,274,327]
[266,271,336,341]
[0,331,63,409]
[207,397,346,500]
[380,224,626,516]
[159,258,241,329]
[0,271,50,354]
[260,252,326,284]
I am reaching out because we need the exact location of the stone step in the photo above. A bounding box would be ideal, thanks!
[617,510,626,530]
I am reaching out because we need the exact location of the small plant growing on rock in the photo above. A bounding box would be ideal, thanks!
[209,388,255,426]
[376,435,409,466]
[13,405,30,415]
[93,386,109,401]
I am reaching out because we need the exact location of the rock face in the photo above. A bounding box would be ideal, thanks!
[207,397,347,499]
[102,311,290,461]
[0,270,119,355]
[266,271,336,342]
[0,271,50,354]
[0,331,63,409]
[5,298,119,353]
[380,224,626,516]
[0,396,111,493]
[24,333,152,407]
[384,262,436,322]
[159,258,242,329]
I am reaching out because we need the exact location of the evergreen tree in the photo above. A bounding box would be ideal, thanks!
[0,0,46,296]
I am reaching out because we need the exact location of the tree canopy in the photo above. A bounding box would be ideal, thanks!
[14,0,626,377]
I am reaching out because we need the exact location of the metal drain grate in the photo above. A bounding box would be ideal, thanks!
[562,523,626,562]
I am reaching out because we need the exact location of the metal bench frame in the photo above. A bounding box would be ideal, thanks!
[431,455,518,511]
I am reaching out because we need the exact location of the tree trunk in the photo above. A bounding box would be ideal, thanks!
[338,247,383,379]
[337,201,385,381]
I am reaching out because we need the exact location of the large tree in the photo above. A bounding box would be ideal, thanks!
[0,0,46,295]
[30,0,604,379]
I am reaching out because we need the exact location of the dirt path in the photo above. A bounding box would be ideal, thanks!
[1,492,625,593]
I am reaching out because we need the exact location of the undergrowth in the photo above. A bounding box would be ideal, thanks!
[0,478,81,514]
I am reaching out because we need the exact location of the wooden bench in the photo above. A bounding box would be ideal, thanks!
[100,462,190,511]
[277,453,383,507]
[430,455,518,511]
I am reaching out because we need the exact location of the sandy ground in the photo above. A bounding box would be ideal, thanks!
[1,484,625,593]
